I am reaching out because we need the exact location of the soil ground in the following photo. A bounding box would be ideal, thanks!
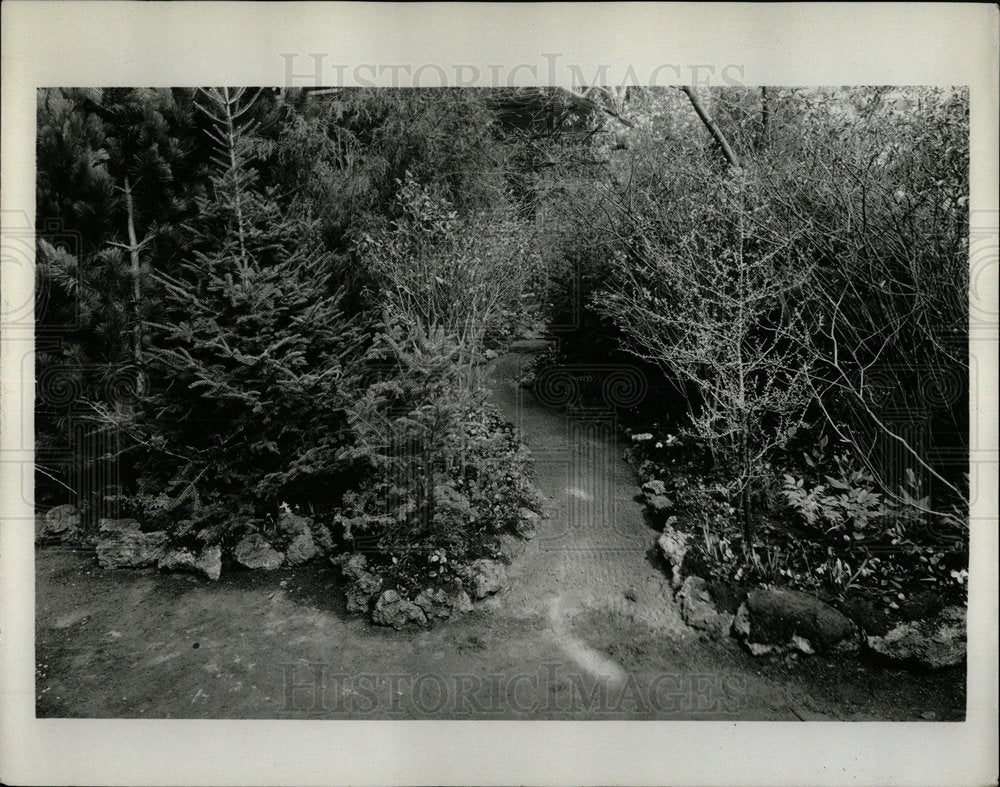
[35,346,965,720]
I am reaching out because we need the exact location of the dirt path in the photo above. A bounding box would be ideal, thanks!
[34,346,965,719]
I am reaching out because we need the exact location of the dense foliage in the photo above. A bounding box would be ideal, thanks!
[533,86,970,607]
[35,87,539,590]
[36,86,969,613]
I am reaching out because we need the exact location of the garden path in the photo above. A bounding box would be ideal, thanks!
[33,343,964,720]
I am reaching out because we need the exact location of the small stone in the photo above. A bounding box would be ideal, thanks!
[278,510,312,538]
[335,553,370,581]
[371,589,427,629]
[677,575,733,634]
[195,545,222,581]
[515,508,539,540]
[495,533,526,564]
[921,710,937,720]
[414,585,473,620]
[157,544,221,581]
[344,571,382,613]
[311,523,335,555]
[158,547,197,573]
[44,504,80,537]
[866,606,966,669]
[641,479,667,497]
[641,480,674,513]
[467,558,507,599]
[657,524,691,589]
[285,532,317,566]
[645,494,674,514]
[97,528,168,569]
[233,533,284,570]
[98,518,142,535]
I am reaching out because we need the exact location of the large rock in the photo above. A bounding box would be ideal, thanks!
[335,552,370,581]
[677,575,734,634]
[158,545,222,581]
[371,589,427,629]
[97,525,168,569]
[195,545,222,581]
[467,558,507,599]
[642,480,674,515]
[278,510,312,537]
[657,522,691,589]
[414,585,473,620]
[515,508,539,540]
[494,533,526,565]
[233,533,284,570]
[311,522,335,556]
[285,532,317,566]
[733,588,858,655]
[642,479,667,496]
[158,547,198,574]
[866,606,966,669]
[344,571,383,613]
[42,504,80,540]
[99,517,142,534]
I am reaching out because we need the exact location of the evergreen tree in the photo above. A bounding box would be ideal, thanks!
[131,87,368,537]
[35,88,204,507]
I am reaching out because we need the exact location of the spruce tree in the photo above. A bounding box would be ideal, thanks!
[138,87,367,539]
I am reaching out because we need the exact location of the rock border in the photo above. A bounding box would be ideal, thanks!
[650,504,965,670]
[334,504,543,629]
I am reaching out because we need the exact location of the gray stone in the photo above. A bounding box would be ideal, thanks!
[467,558,507,599]
[413,585,473,620]
[733,588,858,656]
[495,533,526,564]
[336,552,370,581]
[371,589,427,629]
[344,571,383,613]
[158,544,221,581]
[642,480,674,514]
[867,606,966,669]
[279,510,312,537]
[515,508,539,540]
[44,504,80,537]
[233,533,284,570]
[677,575,733,634]
[99,517,142,534]
[311,523,335,556]
[645,494,674,515]
[158,547,197,573]
[195,545,222,581]
[642,479,667,497]
[285,532,317,566]
[657,523,691,589]
[97,527,168,569]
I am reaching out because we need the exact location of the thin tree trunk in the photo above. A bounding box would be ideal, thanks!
[679,86,741,169]
[122,175,145,397]
[221,87,249,270]
[758,86,771,152]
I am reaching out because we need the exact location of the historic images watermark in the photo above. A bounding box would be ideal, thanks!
[279,661,748,717]
[280,52,748,89]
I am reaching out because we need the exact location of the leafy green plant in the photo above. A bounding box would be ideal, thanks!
[91,87,371,535]
[337,324,534,593]
[358,174,539,361]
